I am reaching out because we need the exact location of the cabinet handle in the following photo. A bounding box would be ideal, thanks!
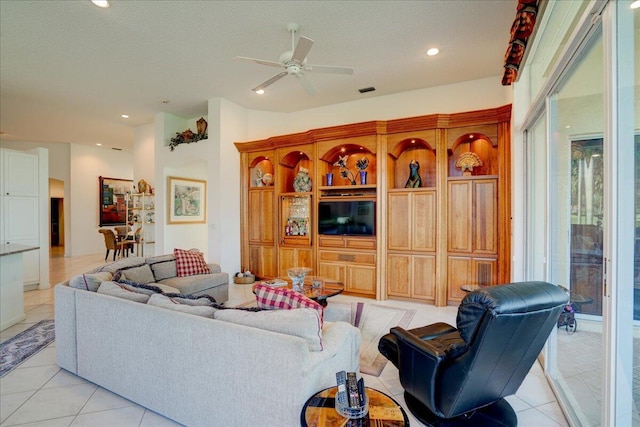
[338,254,356,262]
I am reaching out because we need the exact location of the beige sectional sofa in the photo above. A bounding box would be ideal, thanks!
[63,254,229,303]
[54,268,361,426]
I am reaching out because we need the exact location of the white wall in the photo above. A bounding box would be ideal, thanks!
[70,144,133,256]
[245,75,512,140]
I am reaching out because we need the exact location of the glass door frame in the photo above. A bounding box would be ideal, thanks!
[516,1,636,424]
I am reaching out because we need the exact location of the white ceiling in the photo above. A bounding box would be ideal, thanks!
[0,0,516,151]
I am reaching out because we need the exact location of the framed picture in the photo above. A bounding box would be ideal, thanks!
[99,176,133,226]
[168,176,206,224]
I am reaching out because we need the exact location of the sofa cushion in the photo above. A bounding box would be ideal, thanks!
[116,264,155,284]
[147,294,217,318]
[254,284,324,325]
[97,281,151,303]
[93,257,146,274]
[214,308,323,351]
[174,248,211,277]
[146,254,178,281]
[160,273,226,295]
[69,271,113,292]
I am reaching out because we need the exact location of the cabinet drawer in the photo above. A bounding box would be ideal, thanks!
[318,236,344,248]
[345,238,376,250]
[318,236,376,250]
[319,250,375,265]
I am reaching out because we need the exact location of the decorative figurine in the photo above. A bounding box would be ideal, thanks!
[405,160,422,188]
[455,152,483,176]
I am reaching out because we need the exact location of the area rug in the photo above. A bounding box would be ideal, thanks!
[0,319,55,378]
[325,302,415,376]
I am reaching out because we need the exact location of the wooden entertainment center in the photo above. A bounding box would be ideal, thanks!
[235,105,511,306]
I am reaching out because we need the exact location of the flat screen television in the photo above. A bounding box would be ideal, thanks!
[318,200,375,236]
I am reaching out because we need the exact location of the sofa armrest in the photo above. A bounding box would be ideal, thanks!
[207,263,221,274]
[54,284,78,374]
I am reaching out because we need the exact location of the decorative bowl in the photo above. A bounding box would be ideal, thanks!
[287,267,312,291]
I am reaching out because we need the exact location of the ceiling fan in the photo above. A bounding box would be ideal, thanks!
[235,23,354,96]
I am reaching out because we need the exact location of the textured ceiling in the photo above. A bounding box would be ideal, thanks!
[0,0,516,150]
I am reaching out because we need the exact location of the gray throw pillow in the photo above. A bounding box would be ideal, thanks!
[69,271,113,292]
[147,294,217,318]
[149,260,177,281]
[97,281,150,303]
[118,264,155,284]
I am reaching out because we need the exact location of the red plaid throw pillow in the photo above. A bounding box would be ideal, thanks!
[174,248,211,277]
[254,283,324,325]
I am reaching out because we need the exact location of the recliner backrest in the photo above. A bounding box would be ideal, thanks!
[437,281,567,418]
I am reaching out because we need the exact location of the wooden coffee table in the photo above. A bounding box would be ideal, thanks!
[254,277,344,307]
[301,386,409,426]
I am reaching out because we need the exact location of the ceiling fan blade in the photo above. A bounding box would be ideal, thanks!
[304,64,354,75]
[291,36,314,63]
[235,56,283,69]
[252,71,288,92]
[295,73,317,96]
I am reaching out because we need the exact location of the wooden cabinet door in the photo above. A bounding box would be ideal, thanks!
[473,180,497,255]
[347,264,376,296]
[248,189,274,244]
[278,247,313,277]
[318,262,346,284]
[388,192,411,251]
[448,181,472,253]
[387,254,411,297]
[447,256,472,301]
[413,191,436,251]
[412,254,436,299]
[249,245,276,279]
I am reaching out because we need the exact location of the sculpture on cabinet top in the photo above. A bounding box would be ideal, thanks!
[293,166,312,192]
[405,160,422,188]
[455,152,483,176]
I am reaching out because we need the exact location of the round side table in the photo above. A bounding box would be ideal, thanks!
[301,386,409,426]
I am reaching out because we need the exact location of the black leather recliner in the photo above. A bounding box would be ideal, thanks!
[378,281,568,426]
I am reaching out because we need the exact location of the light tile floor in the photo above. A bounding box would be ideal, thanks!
[0,251,569,426]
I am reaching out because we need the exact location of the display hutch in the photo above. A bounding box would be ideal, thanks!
[125,193,155,256]
[276,143,314,277]
[235,105,511,305]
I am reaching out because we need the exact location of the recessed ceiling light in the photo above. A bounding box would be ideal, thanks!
[426,48,440,56]
[91,0,110,8]
[631,1,640,9]
[96,143,102,146]
[255,89,265,95]
[121,114,129,119]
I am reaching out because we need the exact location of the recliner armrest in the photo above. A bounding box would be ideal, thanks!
[391,326,467,418]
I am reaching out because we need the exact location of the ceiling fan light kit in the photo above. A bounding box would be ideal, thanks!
[236,23,353,96]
